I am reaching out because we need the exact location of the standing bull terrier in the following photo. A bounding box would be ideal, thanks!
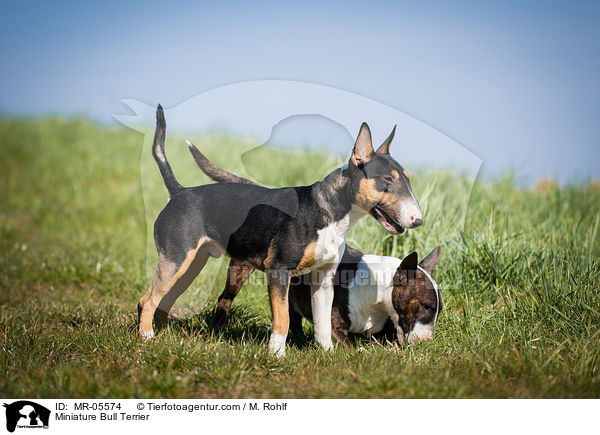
[187,146,442,346]
[138,104,422,356]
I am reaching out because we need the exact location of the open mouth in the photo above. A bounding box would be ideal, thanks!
[370,206,405,235]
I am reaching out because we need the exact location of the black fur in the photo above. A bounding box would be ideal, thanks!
[152,105,184,197]
[143,105,422,351]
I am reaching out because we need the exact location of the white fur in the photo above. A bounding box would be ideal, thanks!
[308,206,366,350]
[142,329,155,341]
[314,217,349,266]
[346,256,440,343]
[407,321,434,344]
[268,332,287,358]
[310,206,366,270]
[311,269,336,351]
[347,255,401,335]
[396,190,422,228]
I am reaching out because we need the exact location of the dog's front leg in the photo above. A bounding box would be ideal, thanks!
[310,267,336,351]
[267,269,291,357]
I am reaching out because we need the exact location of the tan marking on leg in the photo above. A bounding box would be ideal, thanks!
[138,236,217,336]
[155,250,210,329]
[269,277,290,336]
[263,239,277,269]
[139,256,177,337]
[296,241,317,270]
[267,272,291,356]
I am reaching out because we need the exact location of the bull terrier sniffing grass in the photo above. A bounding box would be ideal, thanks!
[138,104,422,356]
[288,245,442,346]
[188,147,442,346]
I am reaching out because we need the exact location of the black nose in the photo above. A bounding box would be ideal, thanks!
[411,218,423,228]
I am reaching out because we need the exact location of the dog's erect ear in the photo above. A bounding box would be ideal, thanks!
[400,251,418,271]
[376,125,396,155]
[394,251,418,286]
[351,122,374,166]
[419,246,441,273]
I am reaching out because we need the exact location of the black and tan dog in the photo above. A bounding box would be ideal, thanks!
[139,105,422,356]
[188,148,442,346]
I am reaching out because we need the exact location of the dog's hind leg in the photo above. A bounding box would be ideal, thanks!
[212,259,254,330]
[138,241,213,339]
[153,250,210,329]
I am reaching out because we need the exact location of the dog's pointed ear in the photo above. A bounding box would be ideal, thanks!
[419,246,441,273]
[400,251,418,271]
[351,122,374,166]
[376,125,396,155]
[394,251,418,286]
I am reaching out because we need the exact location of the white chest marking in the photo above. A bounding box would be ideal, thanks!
[305,206,366,273]
[313,215,349,267]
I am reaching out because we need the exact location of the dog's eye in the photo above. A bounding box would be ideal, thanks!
[422,304,432,311]
[383,175,394,184]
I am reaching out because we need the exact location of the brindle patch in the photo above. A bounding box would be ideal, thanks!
[331,306,352,345]
[391,267,440,335]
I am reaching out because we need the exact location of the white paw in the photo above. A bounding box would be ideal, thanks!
[268,332,287,358]
[315,330,333,350]
[315,333,333,351]
[141,330,154,341]
[316,340,333,351]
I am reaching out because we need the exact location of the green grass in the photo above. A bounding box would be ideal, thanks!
[1,116,599,398]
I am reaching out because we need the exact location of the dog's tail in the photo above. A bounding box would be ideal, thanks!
[185,140,256,185]
[153,104,184,196]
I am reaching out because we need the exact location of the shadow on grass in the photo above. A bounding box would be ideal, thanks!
[148,305,404,351]
[155,305,316,349]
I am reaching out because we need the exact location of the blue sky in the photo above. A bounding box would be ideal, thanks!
[1,1,598,182]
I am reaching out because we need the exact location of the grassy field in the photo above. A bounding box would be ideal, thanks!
[1,116,599,398]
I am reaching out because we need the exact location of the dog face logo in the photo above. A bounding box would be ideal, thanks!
[392,246,442,344]
[349,123,423,234]
[2,401,50,432]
